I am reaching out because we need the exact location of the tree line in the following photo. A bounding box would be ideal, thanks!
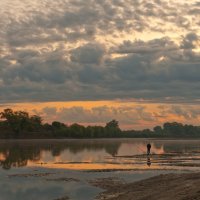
[0,108,200,139]
[0,140,121,169]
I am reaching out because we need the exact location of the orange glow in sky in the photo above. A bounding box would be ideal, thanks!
[1,100,200,130]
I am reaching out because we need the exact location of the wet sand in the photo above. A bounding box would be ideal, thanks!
[93,172,200,200]
[5,169,200,200]
[54,196,69,200]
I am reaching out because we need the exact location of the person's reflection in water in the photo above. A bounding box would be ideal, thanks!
[147,156,151,167]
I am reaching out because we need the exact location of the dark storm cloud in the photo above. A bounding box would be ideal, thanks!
[1,35,200,103]
[106,45,200,101]
[70,43,105,64]
[0,0,200,103]
[2,49,70,84]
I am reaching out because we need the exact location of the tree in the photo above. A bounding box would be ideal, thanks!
[29,115,42,131]
[0,108,42,138]
[163,122,185,136]
[30,115,42,125]
[0,109,29,137]
[105,120,120,129]
[105,120,121,137]
[52,121,66,129]
[153,126,163,134]
[70,123,86,138]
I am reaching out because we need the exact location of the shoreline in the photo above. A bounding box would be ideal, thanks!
[1,137,200,141]
[93,172,200,200]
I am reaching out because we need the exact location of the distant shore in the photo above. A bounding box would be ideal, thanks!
[1,109,200,139]
[94,172,200,200]
[1,137,200,141]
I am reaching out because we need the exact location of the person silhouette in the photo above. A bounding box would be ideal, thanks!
[147,143,151,155]
[147,156,151,167]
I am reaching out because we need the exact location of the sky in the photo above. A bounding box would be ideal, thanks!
[0,0,200,129]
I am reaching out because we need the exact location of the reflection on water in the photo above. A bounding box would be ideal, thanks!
[147,156,151,167]
[0,140,121,170]
[0,139,200,171]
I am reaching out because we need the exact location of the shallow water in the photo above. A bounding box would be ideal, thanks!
[0,139,200,200]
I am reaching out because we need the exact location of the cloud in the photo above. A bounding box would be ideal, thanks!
[0,0,200,104]
[30,103,200,129]
[113,37,179,54]
[181,32,200,49]
[70,43,105,64]
[40,105,156,127]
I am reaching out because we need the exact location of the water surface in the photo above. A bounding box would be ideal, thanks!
[0,139,200,200]
[1,138,200,171]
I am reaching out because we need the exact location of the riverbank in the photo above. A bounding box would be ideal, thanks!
[93,172,200,200]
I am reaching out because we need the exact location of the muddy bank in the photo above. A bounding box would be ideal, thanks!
[94,172,200,200]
